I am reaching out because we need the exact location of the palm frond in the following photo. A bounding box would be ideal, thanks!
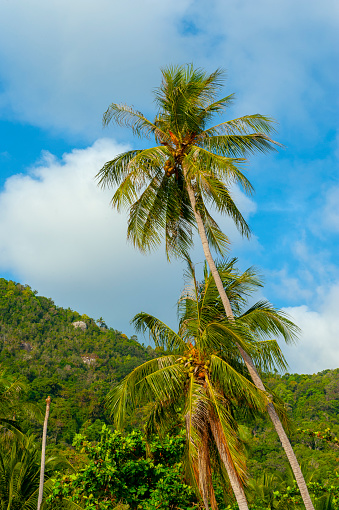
[250,339,289,373]
[106,355,179,428]
[209,355,267,412]
[132,312,186,351]
[103,103,165,140]
[185,146,253,195]
[126,168,195,257]
[199,133,280,157]
[144,399,182,439]
[200,114,278,137]
[96,150,142,189]
[205,375,247,482]
[198,205,230,255]
[238,300,300,345]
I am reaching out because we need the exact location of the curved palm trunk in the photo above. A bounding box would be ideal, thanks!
[185,179,315,510]
[209,419,249,510]
[37,396,51,510]
[198,428,232,510]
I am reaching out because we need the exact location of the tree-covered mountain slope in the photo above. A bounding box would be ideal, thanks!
[0,277,155,443]
[1,276,339,482]
[246,370,339,481]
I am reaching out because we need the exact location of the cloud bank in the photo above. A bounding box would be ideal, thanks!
[283,283,339,374]
[0,0,337,139]
[0,139,256,335]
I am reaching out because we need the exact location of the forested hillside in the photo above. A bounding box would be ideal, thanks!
[248,370,339,481]
[0,277,156,443]
[1,277,339,482]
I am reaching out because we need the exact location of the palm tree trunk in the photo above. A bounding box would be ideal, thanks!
[37,396,51,510]
[209,419,249,510]
[198,429,219,510]
[185,178,315,510]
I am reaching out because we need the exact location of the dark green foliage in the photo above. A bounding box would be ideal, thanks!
[247,370,339,483]
[48,426,199,510]
[0,432,67,510]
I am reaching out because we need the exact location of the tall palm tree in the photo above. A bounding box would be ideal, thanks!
[107,258,293,510]
[97,65,314,510]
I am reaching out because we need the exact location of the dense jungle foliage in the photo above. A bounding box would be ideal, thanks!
[1,277,339,508]
[0,277,156,444]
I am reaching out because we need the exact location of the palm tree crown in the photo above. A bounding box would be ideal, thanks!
[97,65,278,258]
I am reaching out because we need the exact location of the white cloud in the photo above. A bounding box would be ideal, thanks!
[282,283,339,374]
[0,0,337,138]
[0,139,257,335]
[0,139,185,333]
[0,0,192,138]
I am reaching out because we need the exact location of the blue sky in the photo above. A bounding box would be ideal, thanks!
[0,0,338,373]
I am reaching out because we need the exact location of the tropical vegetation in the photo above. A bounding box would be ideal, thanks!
[97,64,313,508]
[0,279,339,508]
[0,64,336,509]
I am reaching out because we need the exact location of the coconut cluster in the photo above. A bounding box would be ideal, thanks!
[177,353,210,379]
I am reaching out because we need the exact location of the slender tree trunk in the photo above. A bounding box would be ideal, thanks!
[209,419,249,510]
[185,177,315,510]
[198,429,219,510]
[37,396,51,510]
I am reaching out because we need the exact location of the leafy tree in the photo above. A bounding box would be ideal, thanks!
[97,65,314,510]
[48,426,199,510]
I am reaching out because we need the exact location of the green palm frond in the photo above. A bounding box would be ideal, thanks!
[209,355,267,412]
[186,145,253,194]
[132,312,186,351]
[203,319,255,353]
[250,340,288,373]
[96,150,142,189]
[200,114,278,137]
[205,375,247,482]
[198,177,251,238]
[110,147,168,209]
[238,300,300,344]
[103,103,165,139]
[144,399,181,438]
[199,133,279,157]
[106,356,181,428]
[0,434,61,510]
[126,171,168,252]
[125,167,195,256]
[183,377,208,496]
[155,66,226,135]
[199,93,235,118]
[198,205,230,255]
[143,363,186,402]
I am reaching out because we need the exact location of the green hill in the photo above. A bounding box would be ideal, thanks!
[1,276,339,481]
[0,277,155,443]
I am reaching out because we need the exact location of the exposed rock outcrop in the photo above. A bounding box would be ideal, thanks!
[72,321,87,331]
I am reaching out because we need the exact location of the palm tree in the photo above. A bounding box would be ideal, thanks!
[0,433,58,510]
[97,65,314,510]
[0,371,39,442]
[107,258,294,510]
